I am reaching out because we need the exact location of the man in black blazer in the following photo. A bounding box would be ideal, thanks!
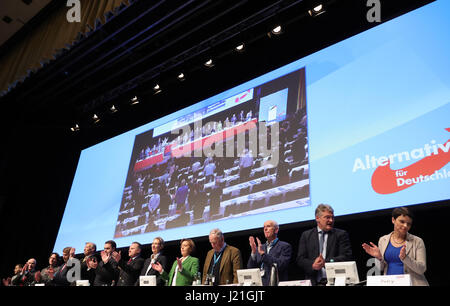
[137,237,168,286]
[296,204,353,286]
[94,240,119,286]
[247,220,292,285]
[114,242,145,286]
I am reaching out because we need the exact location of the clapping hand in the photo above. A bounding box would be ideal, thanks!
[34,271,41,283]
[399,245,406,260]
[111,251,121,263]
[2,277,11,286]
[362,242,382,260]
[249,236,257,254]
[152,262,163,273]
[312,254,325,271]
[176,257,183,271]
[47,267,55,280]
[101,250,110,264]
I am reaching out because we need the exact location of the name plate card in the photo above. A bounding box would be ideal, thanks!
[278,280,312,286]
[367,274,411,286]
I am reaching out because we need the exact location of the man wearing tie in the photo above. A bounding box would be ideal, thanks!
[247,220,292,285]
[296,204,353,285]
[114,242,144,286]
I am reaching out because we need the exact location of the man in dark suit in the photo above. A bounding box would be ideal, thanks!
[94,240,119,286]
[247,220,292,286]
[137,237,168,286]
[296,204,353,286]
[79,242,99,285]
[113,242,144,286]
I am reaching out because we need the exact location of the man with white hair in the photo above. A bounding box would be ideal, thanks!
[247,220,292,285]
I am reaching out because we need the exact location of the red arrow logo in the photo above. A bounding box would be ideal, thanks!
[371,128,450,194]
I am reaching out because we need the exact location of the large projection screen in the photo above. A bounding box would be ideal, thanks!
[53,1,450,253]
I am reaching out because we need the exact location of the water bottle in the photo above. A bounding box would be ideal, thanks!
[196,272,202,285]
[269,263,279,286]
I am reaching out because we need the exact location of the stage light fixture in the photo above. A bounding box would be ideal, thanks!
[235,43,245,52]
[110,105,118,113]
[130,96,139,105]
[267,25,283,38]
[204,59,214,68]
[153,84,162,94]
[308,4,326,17]
[92,114,100,123]
[70,124,80,132]
[177,72,185,81]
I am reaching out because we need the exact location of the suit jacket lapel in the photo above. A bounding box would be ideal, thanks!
[325,229,336,260]
[312,227,320,257]
[405,232,413,256]
[205,250,213,274]
[219,246,228,273]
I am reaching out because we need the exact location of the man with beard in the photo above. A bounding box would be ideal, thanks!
[296,204,353,286]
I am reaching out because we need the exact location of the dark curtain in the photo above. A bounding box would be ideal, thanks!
[0,0,129,92]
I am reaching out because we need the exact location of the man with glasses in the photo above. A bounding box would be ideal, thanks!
[296,204,353,285]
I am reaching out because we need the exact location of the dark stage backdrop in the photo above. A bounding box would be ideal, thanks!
[0,0,447,287]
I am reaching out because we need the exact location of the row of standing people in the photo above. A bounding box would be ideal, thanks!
[2,204,428,286]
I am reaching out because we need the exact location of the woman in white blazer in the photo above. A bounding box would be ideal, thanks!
[362,207,428,286]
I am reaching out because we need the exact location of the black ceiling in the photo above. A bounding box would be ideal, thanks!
[0,0,433,150]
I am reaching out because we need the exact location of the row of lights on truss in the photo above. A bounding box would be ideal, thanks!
[70,4,325,132]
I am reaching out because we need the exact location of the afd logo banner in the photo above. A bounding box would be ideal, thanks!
[351,128,450,194]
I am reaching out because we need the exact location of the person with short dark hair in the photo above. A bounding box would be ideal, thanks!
[296,204,353,286]
[40,253,60,286]
[52,247,73,286]
[362,207,428,286]
[2,264,23,286]
[114,242,144,286]
[94,240,119,286]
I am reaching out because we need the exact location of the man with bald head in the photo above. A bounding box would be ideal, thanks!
[12,258,38,286]
[247,220,292,285]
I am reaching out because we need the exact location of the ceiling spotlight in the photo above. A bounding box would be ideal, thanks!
[70,124,80,132]
[130,96,139,105]
[235,43,245,52]
[268,25,283,38]
[272,25,282,34]
[110,105,118,113]
[309,4,326,17]
[204,59,214,68]
[177,72,185,81]
[92,114,100,123]
[153,84,162,94]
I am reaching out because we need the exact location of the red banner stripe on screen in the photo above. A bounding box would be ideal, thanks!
[371,129,450,194]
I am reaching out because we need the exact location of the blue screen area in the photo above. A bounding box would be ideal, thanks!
[53,1,450,253]
[259,88,288,122]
